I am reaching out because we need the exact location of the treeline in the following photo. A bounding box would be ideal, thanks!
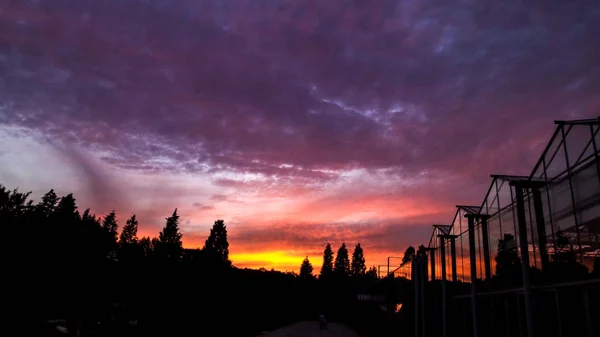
[298,242,378,280]
[2,185,231,267]
[2,185,393,337]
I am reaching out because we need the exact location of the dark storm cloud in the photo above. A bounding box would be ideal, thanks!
[1,0,599,180]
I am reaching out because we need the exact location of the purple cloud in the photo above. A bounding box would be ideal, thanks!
[1,0,598,184]
[1,1,599,269]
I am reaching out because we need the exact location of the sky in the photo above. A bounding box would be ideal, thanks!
[1,0,599,273]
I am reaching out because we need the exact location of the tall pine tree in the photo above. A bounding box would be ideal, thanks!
[402,246,415,264]
[56,194,80,222]
[118,214,140,261]
[299,256,314,279]
[158,209,183,260]
[119,214,139,244]
[102,211,119,242]
[351,243,366,276]
[204,219,231,266]
[334,242,351,277]
[319,243,334,279]
[38,189,59,217]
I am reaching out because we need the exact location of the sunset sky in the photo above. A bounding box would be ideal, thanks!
[1,1,599,273]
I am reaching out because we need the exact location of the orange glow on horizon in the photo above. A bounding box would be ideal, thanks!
[230,251,309,271]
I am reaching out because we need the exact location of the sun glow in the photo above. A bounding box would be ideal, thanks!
[230,251,307,270]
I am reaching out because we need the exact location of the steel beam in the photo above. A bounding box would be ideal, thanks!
[512,183,536,337]
[466,214,479,337]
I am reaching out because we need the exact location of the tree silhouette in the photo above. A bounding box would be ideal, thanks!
[1,186,31,219]
[81,208,100,226]
[402,246,415,264]
[118,214,140,261]
[56,193,80,222]
[299,256,314,279]
[119,214,139,245]
[320,243,334,279]
[351,243,366,276]
[38,189,59,217]
[53,193,81,261]
[416,244,426,257]
[552,230,577,264]
[80,208,109,260]
[548,230,588,279]
[204,219,231,266]
[102,211,119,243]
[334,242,351,277]
[151,237,161,252]
[495,234,520,278]
[139,236,153,257]
[366,266,378,279]
[157,209,183,260]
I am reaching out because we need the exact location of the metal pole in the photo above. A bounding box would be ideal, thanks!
[413,258,419,337]
[495,179,504,237]
[420,256,427,337]
[467,215,479,337]
[450,236,457,282]
[430,249,436,280]
[513,185,536,337]
[481,216,492,280]
[560,125,584,263]
[527,195,538,269]
[541,157,557,249]
[590,124,600,186]
[387,257,390,278]
[532,187,549,271]
[440,236,448,337]
[423,251,429,281]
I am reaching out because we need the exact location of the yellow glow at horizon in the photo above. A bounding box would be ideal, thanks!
[230,251,306,268]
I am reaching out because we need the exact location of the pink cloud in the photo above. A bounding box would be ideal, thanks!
[1,0,599,271]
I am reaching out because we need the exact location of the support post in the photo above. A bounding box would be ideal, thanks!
[420,256,427,337]
[440,236,448,337]
[561,125,584,263]
[532,187,549,272]
[413,258,419,337]
[423,251,429,281]
[387,257,390,278]
[481,216,492,280]
[466,215,479,337]
[430,249,436,280]
[512,184,536,337]
[450,236,457,282]
[590,124,600,186]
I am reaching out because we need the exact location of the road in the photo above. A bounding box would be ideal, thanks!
[261,321,360,337]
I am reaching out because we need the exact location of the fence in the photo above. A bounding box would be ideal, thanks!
[391,117,600,337]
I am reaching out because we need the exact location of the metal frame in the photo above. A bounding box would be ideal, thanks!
[405,117,600,337]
